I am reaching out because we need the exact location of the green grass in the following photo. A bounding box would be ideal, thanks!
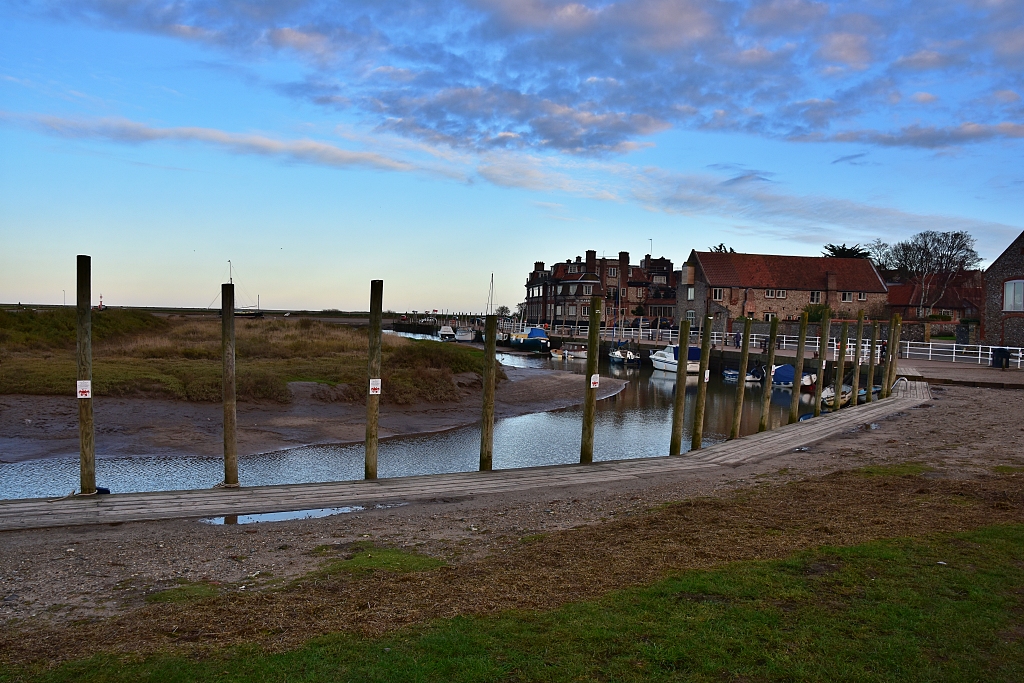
[306,542,446,581]
[143,581,220,604]
[0,308,168,350]
[857,462,932,477]
[993,466,1024,475]
[5,525,1024,682]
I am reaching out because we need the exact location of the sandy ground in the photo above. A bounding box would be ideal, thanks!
[1,384,1023,665]
[0,365,627,463]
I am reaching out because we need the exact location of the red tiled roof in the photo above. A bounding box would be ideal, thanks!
[692,251,887,292]
[887,273,984,309]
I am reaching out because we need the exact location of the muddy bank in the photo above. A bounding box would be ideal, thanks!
[0,366,627,463]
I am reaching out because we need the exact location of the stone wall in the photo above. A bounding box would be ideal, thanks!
[983,230,1024,347]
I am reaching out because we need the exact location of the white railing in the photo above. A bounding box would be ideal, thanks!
[899,341,1023,368]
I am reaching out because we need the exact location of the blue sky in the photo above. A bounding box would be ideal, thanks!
[2,0,1022,312]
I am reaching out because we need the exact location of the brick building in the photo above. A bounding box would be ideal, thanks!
[983,229,1024,347]
[524,250,678,327]
[679,250,888,330]
[886,271,984,323]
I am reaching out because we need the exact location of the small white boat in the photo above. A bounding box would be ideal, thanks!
[551,342,587,360]
[820,384,853,407]
[439,325,456,341]
[723,366,763,383]
[454,328,475,342]
[609,348,640,364]
[649,345,701,373]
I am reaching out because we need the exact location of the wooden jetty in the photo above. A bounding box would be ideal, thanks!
[0,382,931,532]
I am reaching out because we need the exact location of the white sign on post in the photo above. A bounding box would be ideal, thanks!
[76,380,92,399]
[704,370,710,383]
[368,378,382,395]
[590,374,600,389]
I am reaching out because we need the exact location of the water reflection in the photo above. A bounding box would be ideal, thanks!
[1,351,814,500]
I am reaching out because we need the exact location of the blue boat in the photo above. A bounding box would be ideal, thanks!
[509,327,551,352]
[771,365,816,388]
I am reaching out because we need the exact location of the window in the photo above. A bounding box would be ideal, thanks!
[810,291,821,304]
[582,285,593,295]
[557,285,563,294]
[582,305,590,316]
[686,310,696,325]
[653,275,667,284]
[568,265,578,273]
[620,288,626,299]
[765,289,775,298]
[555,305,562,315]
[764,312,776,321]
[687,285,695,301]
[777,290,787,299]
[608,267,618,277]
[569,284,577,295]
[841,292,853,303]
[1005,280,1024,311]
[712,288,724,301]
[568,305,577,316]
[858,292,867,301]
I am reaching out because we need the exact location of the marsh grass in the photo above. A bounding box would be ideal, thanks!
[144,581,220,605]
[0,314,493,404]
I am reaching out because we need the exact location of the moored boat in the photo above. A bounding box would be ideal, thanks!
[770,365,816,388]
[609,347,640,364]
[820,383,854,407]
[454,328,475,342]
[439,325,456,341]
[551,342,587,360]
[649,345,701,373]
[509,327,551,352]
[723,366,764,383]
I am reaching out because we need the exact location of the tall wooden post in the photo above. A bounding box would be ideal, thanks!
[850,310,865,406]
[887,315,903,393]
[758,317,779,432]
[813,312,831,417]
[479,314,497,471]
[669,319,691,455]
[832,320,849,411]
[880,315,896,398]
[580,297,601,464]
[729,317,753,439]
[788,312,809,424]
[221,283,238,487]
[690,315,714,451]
[365,280,383,479]
[866,320,879,403]
[76,255,96,495]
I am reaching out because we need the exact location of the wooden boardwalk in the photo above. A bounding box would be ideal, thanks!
[0,383,930,531]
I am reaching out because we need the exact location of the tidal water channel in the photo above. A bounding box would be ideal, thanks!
[0,352,815,500]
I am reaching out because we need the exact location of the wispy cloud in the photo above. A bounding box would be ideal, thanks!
[25,0,1024,154]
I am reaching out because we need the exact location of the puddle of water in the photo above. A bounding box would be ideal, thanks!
[200,506,365,525]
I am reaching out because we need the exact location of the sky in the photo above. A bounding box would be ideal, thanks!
[1,0,1023,313]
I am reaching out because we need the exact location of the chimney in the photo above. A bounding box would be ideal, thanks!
[534,261,545,273]
[585,249,596,273]
[575,255,582,263]
[618,251,629,277]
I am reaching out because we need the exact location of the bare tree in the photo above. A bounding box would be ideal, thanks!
[870,231,981,316]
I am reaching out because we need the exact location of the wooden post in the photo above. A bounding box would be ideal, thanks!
[880,315,896,398]
[580,297,601,464]
[887,315,903,393]
[788,312,809,424]
[221,283,238,487]
[479,314,497,471]
[866,320,879,403]
[850,310,865,406]
[690,315,714,451]
[365,280,383,479]
[832,320,849,411]
[758,317,779,432]
[669,319,691,455]
[813,312,831,417]
[76,255,96,495]
[729,317,753,439]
